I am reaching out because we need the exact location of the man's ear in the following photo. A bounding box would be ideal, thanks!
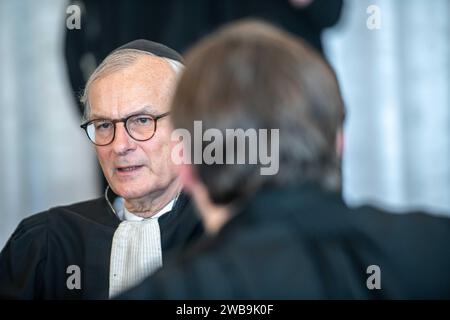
[335,128,344,158]
[180,164,230,235]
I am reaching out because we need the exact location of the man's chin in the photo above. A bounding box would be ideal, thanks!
[110,183,151,200]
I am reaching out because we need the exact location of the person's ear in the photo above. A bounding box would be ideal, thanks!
[179,163,199,194]
[180,164,230,235]
[335,128,344,158]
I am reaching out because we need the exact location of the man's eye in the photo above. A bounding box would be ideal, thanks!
[134,117,152,125]
[95,122,112,130]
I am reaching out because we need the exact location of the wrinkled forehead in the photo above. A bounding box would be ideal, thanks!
[89,55,177,118]
[93,54,176,89]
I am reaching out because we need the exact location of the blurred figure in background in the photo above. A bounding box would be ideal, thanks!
[120,20,450,299]
[0,40,203,299]
[166,0,343,54]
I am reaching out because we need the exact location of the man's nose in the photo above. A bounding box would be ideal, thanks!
[111,123,136,154]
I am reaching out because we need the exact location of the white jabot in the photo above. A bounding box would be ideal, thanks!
[108,197,176,298]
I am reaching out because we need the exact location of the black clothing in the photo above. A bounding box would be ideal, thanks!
[120,184,450,299]
[0,191,203,299]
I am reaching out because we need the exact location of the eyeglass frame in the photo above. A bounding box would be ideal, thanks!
[80,111,170,146]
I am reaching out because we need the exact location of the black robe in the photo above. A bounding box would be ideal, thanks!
[119,184,450,299]
[0,189,203,299]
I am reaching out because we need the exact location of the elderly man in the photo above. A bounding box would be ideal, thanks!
[119,20,450,299]
[0,40,203,299]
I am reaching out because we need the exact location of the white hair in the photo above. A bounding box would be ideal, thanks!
[80,49,184,121]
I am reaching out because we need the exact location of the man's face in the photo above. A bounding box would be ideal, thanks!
[89,55,179,201]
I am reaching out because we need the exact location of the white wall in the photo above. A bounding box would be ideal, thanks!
[0,0,100,248]
[324,0,450,215]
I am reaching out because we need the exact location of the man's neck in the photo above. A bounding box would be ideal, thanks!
[124,181,182,218]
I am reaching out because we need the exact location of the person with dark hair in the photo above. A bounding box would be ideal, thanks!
[0,40,203,299]
[119,20,450,299]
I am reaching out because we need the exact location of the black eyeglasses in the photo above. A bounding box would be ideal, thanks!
[80,112,170,146]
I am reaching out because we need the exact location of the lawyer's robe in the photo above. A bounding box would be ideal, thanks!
[0,191,203,299]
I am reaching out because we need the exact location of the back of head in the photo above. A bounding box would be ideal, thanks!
[172,19,345,205]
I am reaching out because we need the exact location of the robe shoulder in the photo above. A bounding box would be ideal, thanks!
[0,197,118,299]
[0,209,49,299]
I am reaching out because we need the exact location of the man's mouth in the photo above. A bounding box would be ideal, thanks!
[116,165,143,173]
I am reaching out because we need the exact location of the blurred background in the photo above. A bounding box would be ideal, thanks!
[0,0,449,248]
